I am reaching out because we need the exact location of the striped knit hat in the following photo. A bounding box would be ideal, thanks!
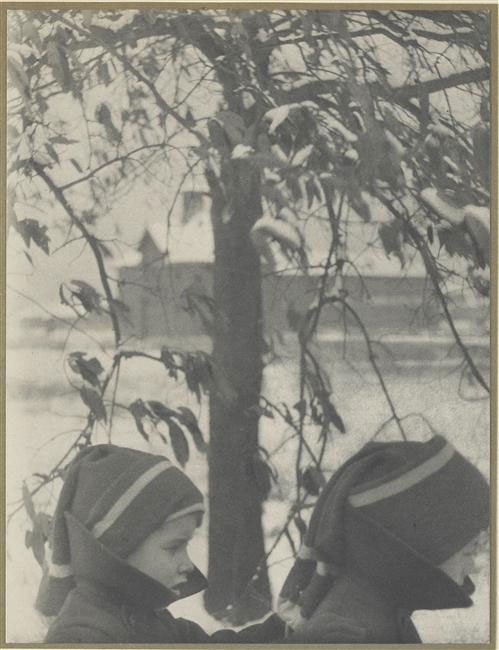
[36,444,204,616]
[279,435,489,625]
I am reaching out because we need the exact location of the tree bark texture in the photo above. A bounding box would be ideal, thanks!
[204,159,271,624]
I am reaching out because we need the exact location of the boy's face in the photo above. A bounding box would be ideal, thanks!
[438,535,483,586]
[127,512,198,590]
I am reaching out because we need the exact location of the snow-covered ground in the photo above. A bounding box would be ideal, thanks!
[5,333,490,643]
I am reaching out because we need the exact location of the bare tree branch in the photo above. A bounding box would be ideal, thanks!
[31,161,122,347]
[322,296,408,441]
[60,141,172,192]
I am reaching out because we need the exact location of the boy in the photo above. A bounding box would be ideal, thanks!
[278,434,489,643]
[36,444,354,643]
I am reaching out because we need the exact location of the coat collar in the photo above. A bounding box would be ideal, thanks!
[345,507,475,611]
[65,512,207,611]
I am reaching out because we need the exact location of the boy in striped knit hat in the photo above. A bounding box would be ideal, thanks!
[278,434,489,644]
[36,444,289,643]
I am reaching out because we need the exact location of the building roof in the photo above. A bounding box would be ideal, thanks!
[119,217,215,269]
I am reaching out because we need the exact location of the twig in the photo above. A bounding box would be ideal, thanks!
[375,194,489,394]
[322,296,407,441]
[31,162,122,348]
[53,11,207,145]
[60,141,172,192]
[7,285,111,356]
[406,222,490,394]
[260,396,319,466]
[107,358,121,441]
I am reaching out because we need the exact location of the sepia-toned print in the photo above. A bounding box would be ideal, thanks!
[4,6,494,645]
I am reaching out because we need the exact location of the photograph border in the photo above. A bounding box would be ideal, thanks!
[1,2,497,648]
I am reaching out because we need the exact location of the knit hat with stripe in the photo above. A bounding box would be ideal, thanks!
[279,435,489,625]
[36,444,204,616]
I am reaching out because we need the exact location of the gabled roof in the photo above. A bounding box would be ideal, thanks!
[145,223,168,253]
[138,229,164,256]
[137,228,168,267]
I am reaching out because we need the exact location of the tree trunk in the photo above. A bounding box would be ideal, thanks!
[203,160,271,623]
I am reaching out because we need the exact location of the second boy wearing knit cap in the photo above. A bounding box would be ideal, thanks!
[37,444,287,643]
[279,434,489,644]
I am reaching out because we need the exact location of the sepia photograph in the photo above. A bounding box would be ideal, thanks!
[3,4,495,645]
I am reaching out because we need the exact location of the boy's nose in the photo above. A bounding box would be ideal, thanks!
[468,555,479,575]
[180,551,194,574]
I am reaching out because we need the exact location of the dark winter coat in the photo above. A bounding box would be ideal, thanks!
[292,570,479,644]
[287,506,477,644]
[45,513,285,644]
[46,580,285,644]
[290,572,422,644]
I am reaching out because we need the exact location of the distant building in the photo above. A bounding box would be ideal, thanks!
[117,224,485,346]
